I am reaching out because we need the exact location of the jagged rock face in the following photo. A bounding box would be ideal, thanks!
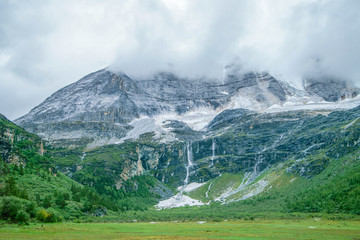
[17,69,287,125]
[15,68,360,150]
[304,76,358,102]
[225,72,287,102]
[133,71,287,114]
[132,72,228,114]
[207,108,253,130]
[16,70,139,124]
[21,121,132,148]
[15,68,290,146]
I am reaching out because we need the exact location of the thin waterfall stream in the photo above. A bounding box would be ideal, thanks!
[80,152,86,163]
[156,142,204,209]
[211,138,215,167]
[184,142,193,187]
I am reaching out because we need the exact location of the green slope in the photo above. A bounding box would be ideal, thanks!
[0,114,123,223]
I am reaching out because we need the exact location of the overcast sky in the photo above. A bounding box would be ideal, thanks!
[1,0,359,120]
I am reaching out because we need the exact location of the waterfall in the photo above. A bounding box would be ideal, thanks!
[80,152,86,163]
[184,142,193,186]
[187,142,193,167]
[205,181,214,200]
[156,142,204,209]
[251,154,263,181]
[210,138,215,167]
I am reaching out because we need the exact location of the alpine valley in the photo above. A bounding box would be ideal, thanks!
[1,67,360,223]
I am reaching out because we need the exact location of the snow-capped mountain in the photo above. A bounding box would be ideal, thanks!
[16,69,288,124]
[12,67,360,208]
[15,68,359,148]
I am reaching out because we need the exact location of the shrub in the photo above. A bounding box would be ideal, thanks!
[36,209,49,222]
[15,210,29,224]
[0,197,22,220]
[2,176,19,196]
[55,193,67,209]
[25,201,37,218]
[212,217,222,222]
[36,208,62,223]
[46,209,62,223]
[0,196,36,223]
[42,195,52,208]
[81,200,93,212]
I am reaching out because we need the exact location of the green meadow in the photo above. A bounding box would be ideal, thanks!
[1,219,360,240]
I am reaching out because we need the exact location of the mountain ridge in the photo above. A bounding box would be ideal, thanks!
[15,68,360,149]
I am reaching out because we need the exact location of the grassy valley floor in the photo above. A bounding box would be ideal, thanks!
[1,219,360,240]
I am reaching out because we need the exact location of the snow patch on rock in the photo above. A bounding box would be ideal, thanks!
[266,95,360,113]
[115,117,178,144]
[154,107,219,131]
[156,193,204,209]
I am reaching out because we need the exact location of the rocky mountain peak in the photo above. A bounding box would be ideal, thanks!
[14,68,360,148]
[303,76,358,102]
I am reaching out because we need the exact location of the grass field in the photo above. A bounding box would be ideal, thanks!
[1,219,359,240]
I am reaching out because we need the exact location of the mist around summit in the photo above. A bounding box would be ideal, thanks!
[1,0,360,119]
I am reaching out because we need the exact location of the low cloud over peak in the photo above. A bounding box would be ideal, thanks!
[1,0,359,119]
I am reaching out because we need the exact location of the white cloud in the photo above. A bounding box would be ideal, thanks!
[0,0,359,119]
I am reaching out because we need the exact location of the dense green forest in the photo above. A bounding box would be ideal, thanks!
[0,115,156,223]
